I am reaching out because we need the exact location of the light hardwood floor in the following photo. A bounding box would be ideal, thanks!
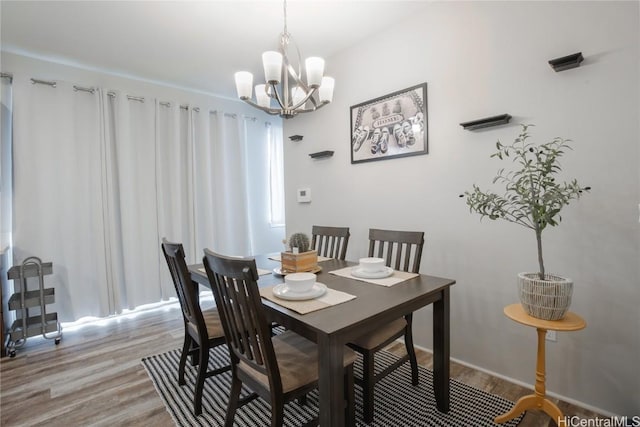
[0,301,602,426]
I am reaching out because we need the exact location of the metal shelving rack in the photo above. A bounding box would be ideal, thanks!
[6,256,62,357]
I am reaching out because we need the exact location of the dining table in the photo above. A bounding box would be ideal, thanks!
[188,254,455,427]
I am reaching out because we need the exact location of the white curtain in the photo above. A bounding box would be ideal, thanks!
[102,91,165,312]
[198,111,251,255]
[1,76,12,251]
[11,78,262,321]
[12,79,109,320]
[1,75,14,324]
[155,102,195,293]
[1,76,12,249]
[192,108,216,261]
[194,111,251,257]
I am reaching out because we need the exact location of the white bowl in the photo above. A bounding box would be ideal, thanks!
[284,272,316,293]
[358,257,385,273]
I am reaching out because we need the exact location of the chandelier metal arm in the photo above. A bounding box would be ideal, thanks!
[285,61,314,90]
[267,77,318,112]
[240,97,284,116]
[294,100,330,114]
[307,96,320,108]
[268,82,287,110]
[289,87,319,111]
[239,95,329,118]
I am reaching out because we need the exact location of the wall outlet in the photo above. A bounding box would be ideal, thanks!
[546,330,557,342]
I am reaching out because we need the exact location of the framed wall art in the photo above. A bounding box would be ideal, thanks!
[350,83,428,164]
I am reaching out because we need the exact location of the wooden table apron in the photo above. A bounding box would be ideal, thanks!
[189,255,455,427]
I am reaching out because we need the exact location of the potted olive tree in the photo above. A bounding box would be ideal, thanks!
[462,124,590,320]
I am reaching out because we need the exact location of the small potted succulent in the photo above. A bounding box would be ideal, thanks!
[281,232,318,272]
[462,124,590,320]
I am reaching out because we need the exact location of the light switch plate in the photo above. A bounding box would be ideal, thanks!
[297,188,311,203]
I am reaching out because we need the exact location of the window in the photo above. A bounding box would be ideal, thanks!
[267,123,285,227]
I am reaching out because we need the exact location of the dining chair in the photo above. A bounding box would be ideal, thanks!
[161,239,230,416]
[348,228,425,423]
[310,225,350,260]
[202,249,357,427]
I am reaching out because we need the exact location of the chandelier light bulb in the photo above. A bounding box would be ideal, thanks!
[305,57,325,88]
[319,76,335,103]
[255,84,270,108]
[234,71,253,99]
[262,51,283,84]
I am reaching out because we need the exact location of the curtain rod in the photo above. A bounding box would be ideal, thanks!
[0,72,13,83]
[31,78,57,88]
[211,111,238,119]
[73,85,95,94]
[106,92,144,103]
[158,102,200,112]
[182,106,201,112]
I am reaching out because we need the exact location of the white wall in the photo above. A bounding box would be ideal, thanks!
[284,1,639,416]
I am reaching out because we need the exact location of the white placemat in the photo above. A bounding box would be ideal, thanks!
[260,285,356,314]
[329,266,419,287]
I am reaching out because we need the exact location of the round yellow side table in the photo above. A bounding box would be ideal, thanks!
[495,304,586,425]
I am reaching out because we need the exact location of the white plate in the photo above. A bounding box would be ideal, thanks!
[351,266,394,279]
[272,282,327,300]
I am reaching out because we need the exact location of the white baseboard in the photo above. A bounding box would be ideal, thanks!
[397,339,619,418]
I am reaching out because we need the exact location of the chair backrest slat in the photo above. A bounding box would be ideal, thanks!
[203,249,280,383]
[368,229,425,274]
[311,225,350,260]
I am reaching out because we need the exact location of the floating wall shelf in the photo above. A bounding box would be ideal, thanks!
[548,52,584,72]
[289,135,304,142]
[460,114,512,130]
[309,150,334,159]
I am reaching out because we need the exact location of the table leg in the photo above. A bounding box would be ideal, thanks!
[495,328,564,425]
[318,334,345,427]
[433,287,450,413]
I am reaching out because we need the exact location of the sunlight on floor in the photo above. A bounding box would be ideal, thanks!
[59,292,215,333]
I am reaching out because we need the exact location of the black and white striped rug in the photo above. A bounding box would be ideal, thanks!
[142,346,523,426]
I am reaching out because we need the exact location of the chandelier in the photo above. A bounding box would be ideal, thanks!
[234,0,334,119]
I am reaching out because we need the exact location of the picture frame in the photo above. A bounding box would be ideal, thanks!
[350,83,428,164]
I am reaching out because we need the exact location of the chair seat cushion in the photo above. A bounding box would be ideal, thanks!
[239,330,357,393]
[202,308,225,339]
[349,318,407,350]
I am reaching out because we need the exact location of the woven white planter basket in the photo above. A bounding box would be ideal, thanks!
[518,272,573,320]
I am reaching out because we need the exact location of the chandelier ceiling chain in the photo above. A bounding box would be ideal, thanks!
[234,0,335,119]
[282,0,288,40]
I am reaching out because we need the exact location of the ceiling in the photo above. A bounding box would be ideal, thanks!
[1,0,431,99]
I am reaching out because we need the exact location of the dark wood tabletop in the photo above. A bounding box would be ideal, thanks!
[189,254,455,427]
